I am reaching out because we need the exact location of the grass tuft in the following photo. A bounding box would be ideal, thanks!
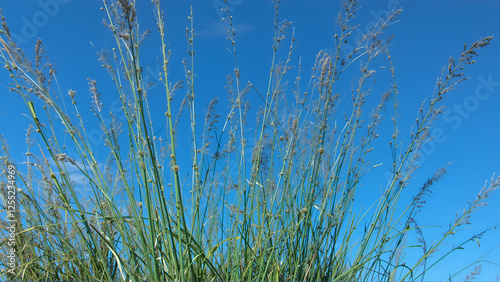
[0,1,498,281]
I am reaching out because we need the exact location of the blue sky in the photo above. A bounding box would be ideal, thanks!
[1,0,500,280]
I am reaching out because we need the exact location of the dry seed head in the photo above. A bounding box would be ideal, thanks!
[172,165,180,172]
[318,147,325,154]
[68,89,76,100]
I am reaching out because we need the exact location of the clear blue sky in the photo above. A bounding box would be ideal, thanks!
[1,0,499,280]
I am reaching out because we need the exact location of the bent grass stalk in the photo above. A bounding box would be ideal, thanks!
[0,0,498,281]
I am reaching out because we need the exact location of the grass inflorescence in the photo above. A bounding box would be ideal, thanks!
[0,0,498,281]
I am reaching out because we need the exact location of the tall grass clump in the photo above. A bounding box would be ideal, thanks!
[0,0,498,281]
